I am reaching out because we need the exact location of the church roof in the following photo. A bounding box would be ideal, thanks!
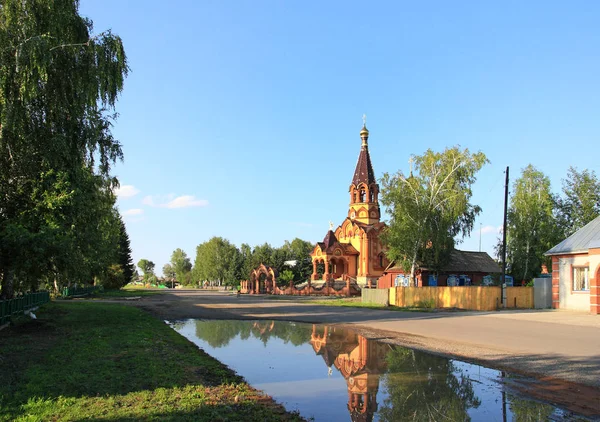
[352,126,376,186]
[352,145,376,186]
[321,230,338,250]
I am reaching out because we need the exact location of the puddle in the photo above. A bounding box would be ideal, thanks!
[171,319,596,421]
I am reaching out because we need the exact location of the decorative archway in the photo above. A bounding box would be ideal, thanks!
[249,264,278,294]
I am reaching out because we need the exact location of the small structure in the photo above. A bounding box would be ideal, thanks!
[240,264,278,294]
[545,216,600,314]
[377,250,501,288]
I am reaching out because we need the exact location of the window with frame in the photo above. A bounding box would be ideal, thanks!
[573,267,589,291]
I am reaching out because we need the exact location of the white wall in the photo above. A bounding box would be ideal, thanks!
[558,255,594,311]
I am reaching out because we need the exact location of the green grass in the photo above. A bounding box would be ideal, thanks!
[306,297,436,312]
[0,302,304,421]
[95,288,163,298]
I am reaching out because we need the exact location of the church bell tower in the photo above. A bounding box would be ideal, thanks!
[348,119,381,225]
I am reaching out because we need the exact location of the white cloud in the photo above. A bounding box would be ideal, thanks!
[122,208,144,217]
[115,185,140,198]
[142,195,155,206]
[142,194,208,209]
[480,225,500,235]
[165,195,209,209]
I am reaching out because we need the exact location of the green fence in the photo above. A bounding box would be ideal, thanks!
[0,291,50,325]
[62,285,104,297]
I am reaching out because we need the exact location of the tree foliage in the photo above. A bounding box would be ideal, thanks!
[137,259,155,279]
[556,166,600,237]
[170,248,192,284]
[504,165,560,283]
[0,0,128,297]
[380,147,488,283]
[193,237,242,286]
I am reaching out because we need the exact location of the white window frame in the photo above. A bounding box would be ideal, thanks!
[572,267,589,292]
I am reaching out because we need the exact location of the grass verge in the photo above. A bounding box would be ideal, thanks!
[94,288,162,298]
[0,302,304,421]
[306,297,435,312]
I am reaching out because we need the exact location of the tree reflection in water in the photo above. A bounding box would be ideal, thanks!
[378,348,481,422]
[193,319,312,348]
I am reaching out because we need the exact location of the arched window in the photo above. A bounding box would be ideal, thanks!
[360,188,366,202]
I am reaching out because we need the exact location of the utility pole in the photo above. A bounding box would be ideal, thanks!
[501,166,509,308]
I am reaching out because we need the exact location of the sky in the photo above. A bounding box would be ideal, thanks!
[78,0,600,276]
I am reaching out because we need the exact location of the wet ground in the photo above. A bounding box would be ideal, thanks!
[172,319,598,421]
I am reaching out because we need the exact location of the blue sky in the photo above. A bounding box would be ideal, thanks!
[79,1,600,275]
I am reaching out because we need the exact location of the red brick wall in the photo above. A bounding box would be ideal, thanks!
[552,256,560,309]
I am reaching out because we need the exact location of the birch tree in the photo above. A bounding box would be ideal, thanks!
[380,147,488,283]
[0,0,128,297]
[505,165,559,283]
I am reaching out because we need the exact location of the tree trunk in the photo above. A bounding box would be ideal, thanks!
[1,268,15,299]
[523,239,530,282]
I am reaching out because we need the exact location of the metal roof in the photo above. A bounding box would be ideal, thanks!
[545,215,600,255]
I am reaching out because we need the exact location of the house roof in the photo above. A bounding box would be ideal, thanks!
[440,250,501,273]
[545,215,600,256]
[384,250,501,274]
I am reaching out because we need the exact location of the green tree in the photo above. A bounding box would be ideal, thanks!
[162,263,176,287]
[137,259,155,282]
[282,238,314,282]
[380,147,488,283]
[117,217,135,285]
[505,165,560,283]
[0,0,128,297]
[556,167,600,237]
[193,237,241,286]
[170,248,192,285]
[239,243,254,280]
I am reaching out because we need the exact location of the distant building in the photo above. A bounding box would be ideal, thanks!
[377,250,501,288]
[545,216,600,314]
[310,124,388,287]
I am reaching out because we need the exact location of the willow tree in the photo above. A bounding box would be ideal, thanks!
[0,0,128,297]
[380,147,488,284]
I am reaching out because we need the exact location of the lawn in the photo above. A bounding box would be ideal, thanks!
[0,302,304,421]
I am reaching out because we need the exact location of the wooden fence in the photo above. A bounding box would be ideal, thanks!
[0,291,50,325]
[388,286,534,311]
[361,288,389,305]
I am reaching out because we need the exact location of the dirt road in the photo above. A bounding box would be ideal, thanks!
[124,290,600,391]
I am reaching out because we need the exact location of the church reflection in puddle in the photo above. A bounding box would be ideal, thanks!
[172,320,592,422]
[310,325,388,421]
